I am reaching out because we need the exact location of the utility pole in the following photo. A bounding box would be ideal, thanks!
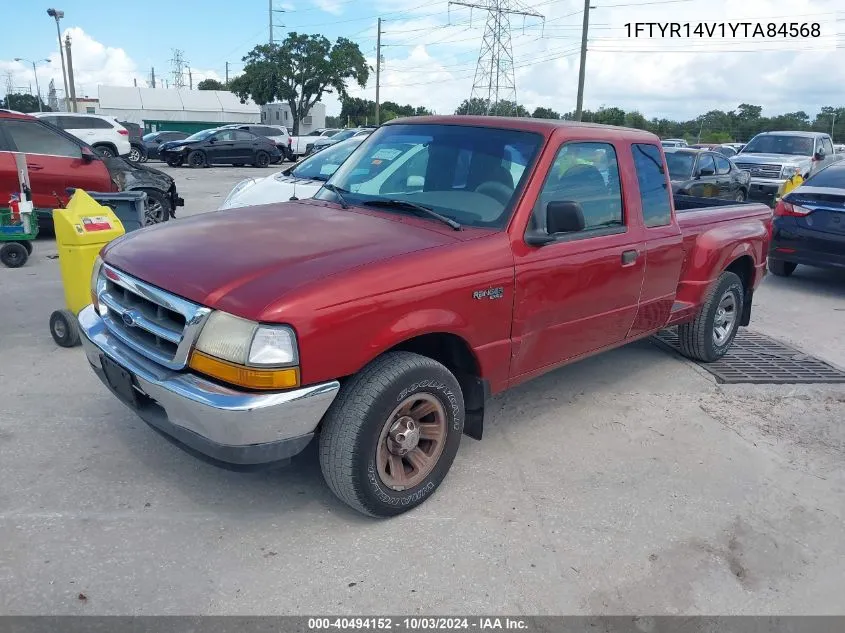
[269,0,273,44]
[188,67,193,90]
[47,8,71,112]
[65,33,77,111]
[150,66,156,88]
[225,62,229,85]
[574,0,591,121]
[832,113,837,139]
[375,18,382,126]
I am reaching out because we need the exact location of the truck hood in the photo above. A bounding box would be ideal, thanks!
[734,153,809,165]
[101,201,460,319]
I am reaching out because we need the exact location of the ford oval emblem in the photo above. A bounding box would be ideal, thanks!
[122,311,138,327]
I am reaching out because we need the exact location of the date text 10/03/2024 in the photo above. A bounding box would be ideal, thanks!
[308,618,529,630]
[624,22,821,38]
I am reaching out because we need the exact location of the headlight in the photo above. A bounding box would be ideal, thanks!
[782,165,799,178]
[190,311,300,390]
[220,178,258,209]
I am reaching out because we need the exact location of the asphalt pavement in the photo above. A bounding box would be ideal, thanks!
[1,162,843,615]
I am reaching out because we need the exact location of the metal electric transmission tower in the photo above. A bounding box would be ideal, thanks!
[170,49,188,89]
[449,0,543,115]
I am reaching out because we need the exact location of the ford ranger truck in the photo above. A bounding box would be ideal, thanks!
[78,116,773,517]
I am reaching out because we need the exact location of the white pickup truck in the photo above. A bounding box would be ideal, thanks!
[290,128,340,158]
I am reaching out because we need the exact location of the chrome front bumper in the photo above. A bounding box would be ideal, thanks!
[78,304,340,467]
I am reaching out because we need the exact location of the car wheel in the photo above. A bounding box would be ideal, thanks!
[94,145,115,158]
[139,189,171,225]
[319,351,465,517]
[128,146,142,163]
[735,189,746,202]
[768,259,797,277]
[49,309,81,347]
[677,271,744,363]
[0,242,29,268]
[253,150,270,168]
[188,150,207,168]
[166,156,183,167]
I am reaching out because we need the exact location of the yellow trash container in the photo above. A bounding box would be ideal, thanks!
[50,189,125,347]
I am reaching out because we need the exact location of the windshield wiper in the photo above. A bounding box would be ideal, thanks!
[321,183,350,209]
[362,198,461,231]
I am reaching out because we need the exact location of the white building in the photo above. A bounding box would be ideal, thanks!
[261,102,326,134]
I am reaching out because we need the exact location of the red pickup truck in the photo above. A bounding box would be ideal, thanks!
[78,116,772,517]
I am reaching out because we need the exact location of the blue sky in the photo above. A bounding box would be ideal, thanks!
[2,0,843,119]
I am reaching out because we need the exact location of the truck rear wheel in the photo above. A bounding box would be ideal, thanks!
[677,271,744,362]
[318,351,465,517]
[768,259,796,277]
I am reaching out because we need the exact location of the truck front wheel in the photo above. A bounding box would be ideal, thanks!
[677,271,744,362]
[318,351,465,517]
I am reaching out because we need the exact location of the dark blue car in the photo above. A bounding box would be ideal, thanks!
[768,162,845,276]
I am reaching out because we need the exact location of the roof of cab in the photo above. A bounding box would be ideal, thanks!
[384,114,660,142]
[0,109,35,120]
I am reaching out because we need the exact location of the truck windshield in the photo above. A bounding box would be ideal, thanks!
[320,123,543,228]
[665,152,695,179]
[740,135,814,156]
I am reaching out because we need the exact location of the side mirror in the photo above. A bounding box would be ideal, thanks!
[525,201,585,245]
[208,137,216,143]
[81,146,99,162]
[698,167,715,177]
[814,150,825,160]
[406,175,425,188]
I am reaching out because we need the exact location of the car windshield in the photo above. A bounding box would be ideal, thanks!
[330,130,357,142]
[288,138,364,180]
[142,133,157,141]
[664,151,696,179]
[319,123,543,228]
[184,129,215,142]
[740,135,814,156]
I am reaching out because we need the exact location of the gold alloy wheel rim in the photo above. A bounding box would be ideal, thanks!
[375,393,447,491]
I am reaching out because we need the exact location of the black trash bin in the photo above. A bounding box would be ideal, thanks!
[66,189,148,233]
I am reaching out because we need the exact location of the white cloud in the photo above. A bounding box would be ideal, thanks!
[312,0,347,16]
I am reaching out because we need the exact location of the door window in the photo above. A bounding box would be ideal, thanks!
[697,154,716,175]
[4,120,83,158]
[821,137,834,156]
[530,141,623,236]
[213,130,236,142]
[715,155,732,175]
[631,143,672,228]
[61,116,112,129]
[233,130,256,141]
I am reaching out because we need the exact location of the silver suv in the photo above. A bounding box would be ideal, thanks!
[733,131,841,200]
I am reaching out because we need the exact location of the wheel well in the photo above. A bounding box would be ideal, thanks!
[93,142,118,155]
[389,333,488,440]
[725,255,754,326]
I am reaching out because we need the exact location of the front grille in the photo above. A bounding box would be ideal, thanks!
[734,162,782,179]
[96,265,210,369]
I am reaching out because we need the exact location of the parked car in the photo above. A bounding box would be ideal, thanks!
[32,112,131,158]
[220,137,367,209]
[767,161,845,276]
[307,128,373,156]
[118,121,146,163]
[290,128,341,157]
[78,115,772,517]
[217,124,294,162]
[834,144,845,154]
[733,131,842,202]
[664,147,750,201]
[158,128,282,168]
[661,138,688,148]
[0,110,183,229]
[723,142,746,153]
[714,145,738,157]
[142,130,190,161]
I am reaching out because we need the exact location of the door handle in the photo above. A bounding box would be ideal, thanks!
[29,164,45,170]
[621,250,638,265]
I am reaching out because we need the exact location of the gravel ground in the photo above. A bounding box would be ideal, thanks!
[1,163,843,615]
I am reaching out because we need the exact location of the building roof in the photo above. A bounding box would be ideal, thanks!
[97,85,258,114]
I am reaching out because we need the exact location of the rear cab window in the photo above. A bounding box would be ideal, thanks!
[632,143,672,228]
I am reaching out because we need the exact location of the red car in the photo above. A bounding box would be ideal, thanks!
[79,115,772,517]
[0,109,182,229]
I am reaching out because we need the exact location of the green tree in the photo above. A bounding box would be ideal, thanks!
[455,98,489,115]
[197,78,227,91]
[1,93,50,113]
[229,32,369,135]
[532,106,560,119]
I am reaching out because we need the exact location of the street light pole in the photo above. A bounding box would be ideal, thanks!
[47,8,70,112]
[14,58,51,112]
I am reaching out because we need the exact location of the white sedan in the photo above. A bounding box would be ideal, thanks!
[219,137,366,210]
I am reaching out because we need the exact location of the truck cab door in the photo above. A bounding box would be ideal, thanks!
[510,140,646,382]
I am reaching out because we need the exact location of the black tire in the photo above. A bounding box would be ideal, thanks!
[187,150,207,168]
[0,242,28,268]
[128,145,145,163]
[49,309,81,347]
[677,271,744,362]
[735,189,746,202]
[768,259,797,277]
[138,189,171,225]
[94,144,116,158]
[166,156,183,167]
[253,150,270,167]
[319,351,465,518]
[18,240,33,255]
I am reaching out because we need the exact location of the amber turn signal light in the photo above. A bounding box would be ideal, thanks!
[189,351,300,390]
